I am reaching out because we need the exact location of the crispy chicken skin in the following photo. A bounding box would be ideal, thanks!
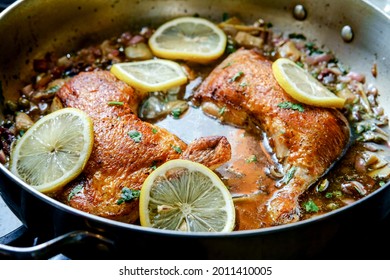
[56,71,230,223]
[194,49,351,226]
[182,135,231,170]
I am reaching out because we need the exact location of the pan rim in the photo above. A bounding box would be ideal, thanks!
[1,162,389,238]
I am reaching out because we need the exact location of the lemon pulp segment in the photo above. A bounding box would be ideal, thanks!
[139,159,235,232]
[148,17,227,63]
[110,59,187,92]
[10,108,94,193]
[272,58,346,108]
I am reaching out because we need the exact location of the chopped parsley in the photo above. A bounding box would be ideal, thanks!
[245,155,257,163]
[116,187,140,205]
[282,166,297,184]
[305,42,324,55]
[219,106,226,116]
[67,184,83,201]
[278,101,304,112]
[150,161,158,170]
[325,190,343,199]
[171,108,182,119]
[239,82,248,87]
[152,128,158,134]
[296,61,304,68]
[303,199,319,213]
[128,130,142,143]
[226,42,237,54]
[107,101,124,106]
[172,145,182,154]
[337,62,350,75]
[229,71,244,83]
[222,62,233,69]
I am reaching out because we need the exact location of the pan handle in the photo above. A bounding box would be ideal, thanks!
[0,230,115,259]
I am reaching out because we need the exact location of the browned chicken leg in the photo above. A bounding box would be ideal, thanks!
[56,71,230,223]
[194,49,350,226]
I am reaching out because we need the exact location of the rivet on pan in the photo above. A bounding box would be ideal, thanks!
[341,25,354,42]
[293,4,307,21]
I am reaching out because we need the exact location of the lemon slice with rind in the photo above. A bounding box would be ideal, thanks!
[139,159,236,232]
[272,58,346,108]
[110,59,188,92]
[148,17,227,63]
[10,108,94,193]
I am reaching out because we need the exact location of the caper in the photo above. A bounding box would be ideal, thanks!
[18,97,30,109]
[5,100,18,112]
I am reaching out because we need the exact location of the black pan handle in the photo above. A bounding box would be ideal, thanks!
[0,230,115,259]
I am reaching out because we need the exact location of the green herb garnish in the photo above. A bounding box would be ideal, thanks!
[325,191,343,199]
[282,166,297,184]
[172,145,182,154]
[68,184,83,201]
[226,42,237,54]
[116,187,140,205]
[245,155,257,163]
[278,101,304,112]
[222,62,233,69]
[303,199,319,213]
[305,42,324,55]
[171,108,182,119]
[219,106,226,116]
[296,61,304,68]
[128,130,142,143]
[229,71,244,83]
[152,128,158,134]
[107,101,124,106]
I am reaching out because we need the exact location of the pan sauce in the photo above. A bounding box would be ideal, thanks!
[1,15,389,230]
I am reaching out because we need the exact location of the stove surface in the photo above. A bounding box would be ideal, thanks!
[0,196,22,237]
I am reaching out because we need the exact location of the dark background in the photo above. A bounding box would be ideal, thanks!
[0,0,14,10]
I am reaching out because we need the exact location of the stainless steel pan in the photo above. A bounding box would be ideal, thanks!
[0,0,389,259]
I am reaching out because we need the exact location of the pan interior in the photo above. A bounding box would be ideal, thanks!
[0,0,389,233]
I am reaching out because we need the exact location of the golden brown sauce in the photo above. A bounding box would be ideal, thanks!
[217,129,277,230]
[156,106,276,229]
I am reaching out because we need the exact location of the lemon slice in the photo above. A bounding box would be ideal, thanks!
[110,59,188,92]
[10,108,94,193]
[272,58,346,108]
[148,17,227,63]
[139,159,236,232]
